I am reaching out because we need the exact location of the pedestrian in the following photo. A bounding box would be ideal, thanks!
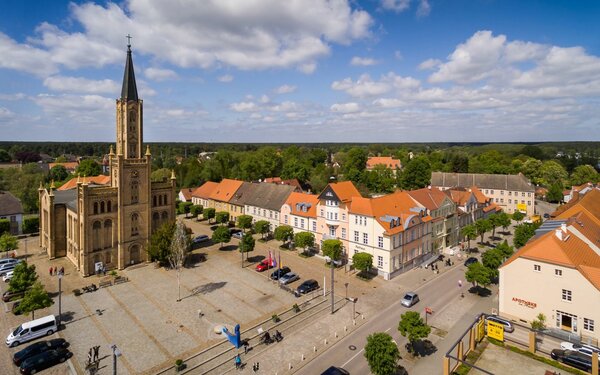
[244,343,248,354]
[103,266,107,276]
[458,280,462,288]
[235,354,241,369]
[252,363,256,372]
[53,266,57,276]
[93,345,100,362]
[49,267,53,276]
[87,348,93,365]
[60,266,64,276]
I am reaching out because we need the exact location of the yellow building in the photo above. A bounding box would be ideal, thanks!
[38,43,176,276]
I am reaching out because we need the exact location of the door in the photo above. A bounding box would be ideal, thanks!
[561,314,573,331]
[130,244,140,264]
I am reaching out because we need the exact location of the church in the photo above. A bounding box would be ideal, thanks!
[38,43,176,276]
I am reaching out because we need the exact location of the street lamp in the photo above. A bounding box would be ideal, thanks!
[344,282,349,301]
[111,344,121,375]
[57,273,62,327]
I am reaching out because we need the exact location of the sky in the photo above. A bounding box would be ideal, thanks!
[1,0,600,143]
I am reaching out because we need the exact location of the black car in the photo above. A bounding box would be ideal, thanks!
[13,339,69,366]
[270,266,291,280]
[297,279,319,294]
[551,349,595,372]
[464,257,478,267]
[321,366,350,375]
[20,348,72,374]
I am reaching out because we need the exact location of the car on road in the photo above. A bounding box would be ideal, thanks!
[229,228,242,236]
[464,257,478,267]
[321,366,350,375]
[0,258,19,266]
[13,339,69,366]
[543,213,550,219]
[279,272,299,285]
[0,260,21,276]
[270,266,291,280]
[3,270,14,282]
[401,292,420,307]
[296,279,319,294]
[255,259,273,272]
[192,234,210,244]
[485,315,514,333]
[231,231,244,239]
[2,289,26,302]
[19,348,73,374]
[551,349,596,372]
[560,341,600,357]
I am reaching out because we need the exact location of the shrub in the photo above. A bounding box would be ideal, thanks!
[22,217,39,234]
[292,303,300,313]
[271,314,280,323]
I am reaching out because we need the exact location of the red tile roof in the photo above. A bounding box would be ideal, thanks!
[192,181,219,199]
[329,181,362,202]
[366,156,401,170]
[209,179,244,202]
[284,192,319,218]
[58,175,110,190]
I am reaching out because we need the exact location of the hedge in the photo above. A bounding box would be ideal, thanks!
[23,217,39,234]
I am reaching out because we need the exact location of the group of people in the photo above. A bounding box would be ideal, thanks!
[49,266,64,276]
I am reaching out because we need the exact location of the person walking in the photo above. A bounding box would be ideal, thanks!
[49,267,53,276]
[59,266,64,276]
[53,266,57,276]
[235,354,241,369]
[458,279,462,288]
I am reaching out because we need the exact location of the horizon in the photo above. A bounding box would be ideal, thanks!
[1,1,599,142]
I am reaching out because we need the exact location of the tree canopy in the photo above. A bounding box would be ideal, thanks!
[398,311,431,343]
[75,159,102,177]
[17,282,53,320]
[322,239,343,264]
[215,211,230,225]
[274,225,294,246]
[212,226,231,248]
[203,207,216,223]
[9,262,38,293]
[0,232,18,255]
[398,156,431,190]
[237,215,253,231]
[254,220,271,239]
[465,262,493,289]
[148,221,176,264]
[364,332,401,375]
[294,231,315,252]
[352,252,373,273]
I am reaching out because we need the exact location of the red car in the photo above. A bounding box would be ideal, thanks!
[255,259,273,272]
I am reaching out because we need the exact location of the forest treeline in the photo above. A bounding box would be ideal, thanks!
[1,142,598,214]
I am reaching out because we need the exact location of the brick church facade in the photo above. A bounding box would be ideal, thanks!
[38,44,176,276]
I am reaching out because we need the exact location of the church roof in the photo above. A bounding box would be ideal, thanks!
[121,44,138,101]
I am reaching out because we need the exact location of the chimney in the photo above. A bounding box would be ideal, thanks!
[561,223,567,233]
[555,229,563,241]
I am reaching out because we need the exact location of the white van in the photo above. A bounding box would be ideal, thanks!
[6,315,57,347]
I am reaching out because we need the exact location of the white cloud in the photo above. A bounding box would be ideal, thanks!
[350,56,379,66]
[0,32,56,77]
[145,67,178,81]
[331,102,360,113]
[230,101,258,112]
[298,62,317,74]
[331,72,420,97]
[217,74,234,83]
[417,0,431,17]
[0,93,27,101]
[380,0,411,12]
[274,84,297,94]
[418,58,441,70]
[43,76,119,94]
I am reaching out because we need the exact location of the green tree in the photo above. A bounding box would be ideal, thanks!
[179,202,193,217]
[475,218,492,244]
[495,212,511,233]
[151,168,172,182]
[254,220,271,240]
[237,215,253,232]
[169,221,189,302]
[48,165,68,182]
[274,225,294,248]
[147,221,176,264]
[239,232,255,260]
[465,262,493,290]
[352,252,373,274]
[203,207,216,223]
[460,224,477,252]
[0,149,11,162]
[8,262,38,293]
[570,165,599,185]
[212,226,231,249]
[481,249,503,275]
[322,239,343,265]
[341,148,368,183]
[22,217,40,234]
[512,211,525,223]
[0,219,10,235]
[513,222,539,248]
[0,232,18,257]
[398,311,431,350]
[281,158,310,181]
[75,159,102,177]
[364,332,401,375]
[547,183,563,203]
[488,213,502,239]
[531,313,547,331]
[189,205,203,219]
[294,231,315,254]
[495,240,514,259]
[539,160,568,186]
[215,211,230,226]
[16,282,54,320]
[398,156,431,190]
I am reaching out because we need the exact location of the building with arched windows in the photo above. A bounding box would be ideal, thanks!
[38,43,176,276]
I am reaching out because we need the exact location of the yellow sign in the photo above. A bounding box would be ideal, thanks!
[517,203,527,212]
[487,320,504,341]
[476,319,485,341]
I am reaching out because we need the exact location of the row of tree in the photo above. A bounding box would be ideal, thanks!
[7,262,54,319]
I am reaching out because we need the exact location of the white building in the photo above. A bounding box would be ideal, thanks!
[280,192,319,235]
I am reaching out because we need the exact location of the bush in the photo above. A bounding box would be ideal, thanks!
[0,219,9,235]
[22,217,39,234]
[292,303,300,313]
[271,314,280,323]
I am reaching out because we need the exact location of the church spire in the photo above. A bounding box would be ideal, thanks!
[121,35,138,101]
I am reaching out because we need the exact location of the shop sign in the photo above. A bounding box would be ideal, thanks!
[512,297,537,309]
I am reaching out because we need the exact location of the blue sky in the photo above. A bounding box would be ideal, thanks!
[1,0,599,143]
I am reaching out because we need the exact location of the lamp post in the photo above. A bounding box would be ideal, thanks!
[57,273,62,327]
[344,282,349,300]
[111,344,121,375]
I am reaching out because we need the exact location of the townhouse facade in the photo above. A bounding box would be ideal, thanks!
[499,190,600,344]
[191,181,218,209]
[207,179,244,215]
[407,187,458,252]
[240,183,295,230]
[280,192,319,235]
[431,172,535,217]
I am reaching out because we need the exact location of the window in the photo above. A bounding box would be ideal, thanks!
[294,217,298,227]
[320,209,324,217]
[354,231,359,242]
[131,213,139,236]
[508,199,512,204]
[527,201,531,205]
[500,190,504,195]
[378,236,383,248]
[377,256,383,268]
[393,236,397,248]
[329,226,336,236]
[93,202,98,215]
[312,222,316,232]
[284,215,288,224]
[534,264,541,272]
[562,289,572,302]
[584,318,595,332]
[341,228,346,239]
[334,213,338,220]
[342,214,346,221]
[555,269,562,276]
[521,192,525,197]
[131,181,139,203]
[300,219,305,228]
[354,216,358,224]
[508,191,512,196]
[490,190,494,194]
[363,233,368,245]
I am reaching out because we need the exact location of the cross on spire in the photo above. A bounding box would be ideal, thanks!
[126,34,132,48]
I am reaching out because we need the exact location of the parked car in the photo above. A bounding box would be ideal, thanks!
[6,315,57,347]
[485,315,515,333]
[464,257,478,267]
[13,339,69,366]
[551,349,596,372]
[0,260,21,276]
[321,366,350,375]
[0,258,19,266]
[401,292,420,307]
[19,348,73,374]
[229,228,242,236]
[543,213,550,219]
[232,231,244,239]
[279,272,299,285]
[560,341,600,357]
[2,289,26,302]
[192,234,210,244]
[255,259,273,272]
[3,270,14,282]
[270,267,291,280]
[297,279,319,294]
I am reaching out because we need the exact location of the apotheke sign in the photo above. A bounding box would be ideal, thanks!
[512,297,537,309]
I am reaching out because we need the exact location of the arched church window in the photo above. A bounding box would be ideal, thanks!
[153,195,157,207]
[158,195,163,206]
[100,201,105,213]
[161,211,168,221]
[131,213,139,236]
[131,181,139,204]
[92,221,102,250]
[93,202,98,215]
[104,219,113,248]
[107,201,112,212]
[152,212,160,232]
[163,194,168,205]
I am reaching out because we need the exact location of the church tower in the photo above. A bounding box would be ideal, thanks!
[116,42,143,159]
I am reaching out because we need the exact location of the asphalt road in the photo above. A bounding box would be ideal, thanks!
[297,264,473,375]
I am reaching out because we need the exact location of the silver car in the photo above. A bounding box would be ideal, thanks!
[485,315,515,333]
[0,261,21,276]
[279,272,299,285]
[401,292,419,307]
[560,341,600,357]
